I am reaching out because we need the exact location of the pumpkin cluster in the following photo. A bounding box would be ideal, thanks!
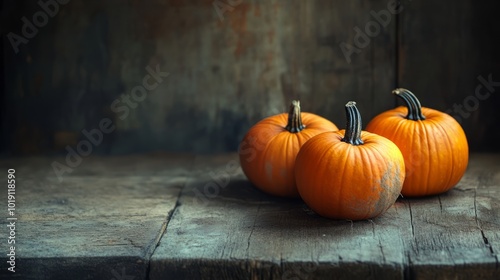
[239,89,468,220]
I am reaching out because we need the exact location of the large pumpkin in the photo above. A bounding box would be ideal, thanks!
[239,100,338,197]
[295,101,405,220]
[366,88,469,197]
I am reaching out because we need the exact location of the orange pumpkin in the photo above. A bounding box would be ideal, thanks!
[295,101,405,220]
[366,88,469,197]
[239,100,338,197]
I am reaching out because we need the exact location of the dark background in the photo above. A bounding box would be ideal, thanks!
[2,0,500,156]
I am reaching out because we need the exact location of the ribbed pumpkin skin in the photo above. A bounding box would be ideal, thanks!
[295,130,405,220]
[366,106,469,197]
[239,112,338,197]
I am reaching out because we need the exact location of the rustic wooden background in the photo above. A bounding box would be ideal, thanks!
[2,0,500,155]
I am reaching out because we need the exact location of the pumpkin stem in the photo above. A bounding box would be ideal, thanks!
[342,101,364,145]
[285,100,305,133]
[392,88,426,121]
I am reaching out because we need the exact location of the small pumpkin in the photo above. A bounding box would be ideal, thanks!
[239,100,338,197]
[366,88,469,197]
[295,101,405,220]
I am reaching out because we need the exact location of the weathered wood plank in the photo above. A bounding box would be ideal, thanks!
[401,154,500,279]
[402,193,497,279]
[150,153,500,280]
[150,154,409,279]
[0,154,193,280]
[465,154,500,273]
[0,153,498,279]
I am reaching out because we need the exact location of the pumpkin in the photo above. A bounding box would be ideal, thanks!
[295,101,405,220]
[239,100,338,197]
[366,88,469,197]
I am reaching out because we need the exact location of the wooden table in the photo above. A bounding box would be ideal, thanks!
[1,153,499,280]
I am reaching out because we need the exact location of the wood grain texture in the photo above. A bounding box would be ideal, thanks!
[0,154,499,279]
[2,0,395,155]
[150,153,500,280]
[398,0,500,152]
[0,154,194,280]
[3,0,500,155]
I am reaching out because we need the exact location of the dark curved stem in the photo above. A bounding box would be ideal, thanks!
[392,88,426,121]
[285,100,305,133]
[342,101,364,145]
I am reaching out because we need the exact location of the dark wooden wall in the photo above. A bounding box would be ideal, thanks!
[2,0,499,155]
[398,0,500,152]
